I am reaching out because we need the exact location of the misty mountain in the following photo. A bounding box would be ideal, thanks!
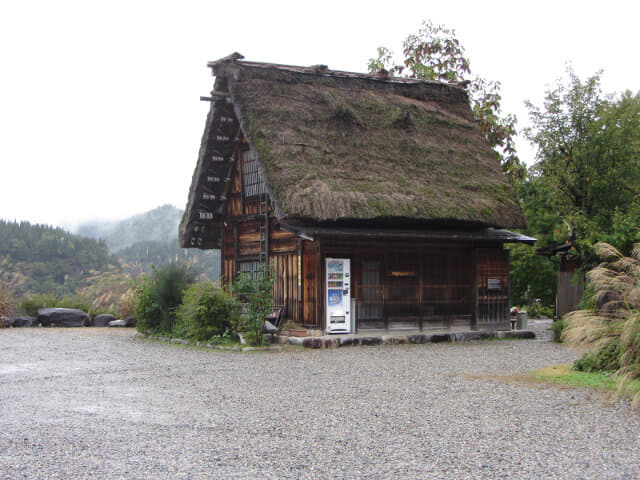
[76,204,220,281]
[76,204,184,252]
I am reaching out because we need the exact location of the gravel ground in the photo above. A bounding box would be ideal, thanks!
[1,328,639,479]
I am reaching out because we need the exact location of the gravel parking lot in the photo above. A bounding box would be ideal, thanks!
[1,328,639,479]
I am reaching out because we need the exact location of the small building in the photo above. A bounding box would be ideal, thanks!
[536,241,584,318]
[179,53,534,333]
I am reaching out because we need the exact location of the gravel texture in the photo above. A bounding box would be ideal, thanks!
[1,326,639,479]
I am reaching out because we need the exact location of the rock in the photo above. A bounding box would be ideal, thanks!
[107,319,127,327]
[124,317,137,327]
[36,308,89,327]
[359,337,382,346]
[242,347,255,352]
[263,320,277,333]
[339,337,361,347]
[11,316,34,328]
[91,314,115,327]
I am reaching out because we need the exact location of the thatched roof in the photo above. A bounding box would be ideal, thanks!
[180,53,526,248]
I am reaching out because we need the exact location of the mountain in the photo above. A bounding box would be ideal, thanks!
[76,204,183,252]
[0,220,116,298]
[76,204,220,281]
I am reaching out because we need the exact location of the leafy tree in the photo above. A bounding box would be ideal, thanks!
[525,68,640,266]
[368,20,524,181]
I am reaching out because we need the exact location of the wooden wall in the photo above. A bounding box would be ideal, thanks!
[476,248,510,327]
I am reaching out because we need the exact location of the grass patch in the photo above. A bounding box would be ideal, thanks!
[528,364,640,398]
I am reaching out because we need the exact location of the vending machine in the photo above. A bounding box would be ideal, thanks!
[325,258,351,334]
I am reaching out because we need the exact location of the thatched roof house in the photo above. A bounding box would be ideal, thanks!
[180,53,532,333]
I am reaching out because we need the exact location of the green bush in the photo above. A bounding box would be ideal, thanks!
[233,269,274,346]
[133,262,195,335]
[573,339,621,373]
[552,318,565,343]
[174,281,240,342]
[18,293,92,317]
[527,301,555,319]
[132,275,163,335]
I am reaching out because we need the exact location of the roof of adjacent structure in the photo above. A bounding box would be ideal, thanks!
[180,53,527,248]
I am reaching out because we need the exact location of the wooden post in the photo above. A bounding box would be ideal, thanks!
[471,248,478,330]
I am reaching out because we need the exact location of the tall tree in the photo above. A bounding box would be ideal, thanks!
[525,68,640,264]
[368,20,524,181]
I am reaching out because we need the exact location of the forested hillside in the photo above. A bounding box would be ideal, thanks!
[0,205,221,312]
[76,204,183,252]
[77,204,220,280]
[0,220,116,297]
[117,240,220,279]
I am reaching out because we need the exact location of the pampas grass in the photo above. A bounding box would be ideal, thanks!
[562,239,640,406]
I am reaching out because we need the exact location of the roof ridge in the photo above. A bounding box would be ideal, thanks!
[207,53,468,90]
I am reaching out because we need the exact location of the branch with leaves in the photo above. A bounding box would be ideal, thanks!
[368,20,525,182]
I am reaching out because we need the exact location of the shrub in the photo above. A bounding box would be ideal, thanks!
[132,275,163,335]
[19,293,57,317]
[573,339,621,372]
[527,300,555,319]
[133,262,195,335]
[552,318,565,343]
[174,281,240,342]
[0,287,16,319]
[233,269,274,346]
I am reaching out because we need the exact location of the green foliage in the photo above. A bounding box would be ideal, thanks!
[527,301,555,319]
[528,364,640,396]
[508,243,557,308]
[368,19,525,182]
[18,292,92,317]
[0,219,116,298]
[233,269,274,346]
[525,68,640,269]
[174,281,240,342]
[552,318,566,343]
[133,262,196,335]
[573,340,621,373]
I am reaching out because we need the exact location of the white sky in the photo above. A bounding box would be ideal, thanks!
[1,0,638,229]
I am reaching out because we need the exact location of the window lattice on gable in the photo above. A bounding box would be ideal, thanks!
[243,149,264,198]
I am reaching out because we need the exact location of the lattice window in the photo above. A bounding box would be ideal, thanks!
[243,149,264,198]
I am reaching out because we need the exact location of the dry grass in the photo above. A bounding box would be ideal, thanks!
[563,240,640,406]
[229,65,524,227]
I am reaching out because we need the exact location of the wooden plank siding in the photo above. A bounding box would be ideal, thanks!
[476,248,510,328]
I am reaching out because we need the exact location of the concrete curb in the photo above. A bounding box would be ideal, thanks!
[291,330,536,349]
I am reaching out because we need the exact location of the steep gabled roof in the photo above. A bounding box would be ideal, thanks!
[180,53,526,249]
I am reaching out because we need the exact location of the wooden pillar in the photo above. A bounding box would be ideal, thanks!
[471,248,478,330]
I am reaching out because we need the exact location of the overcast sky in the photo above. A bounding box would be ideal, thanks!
[1,0,638,229]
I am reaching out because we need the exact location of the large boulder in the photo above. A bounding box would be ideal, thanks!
[91,314,116,327]
[11,316,34,327]
[108,319,127,327]
[36,308,89,327]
